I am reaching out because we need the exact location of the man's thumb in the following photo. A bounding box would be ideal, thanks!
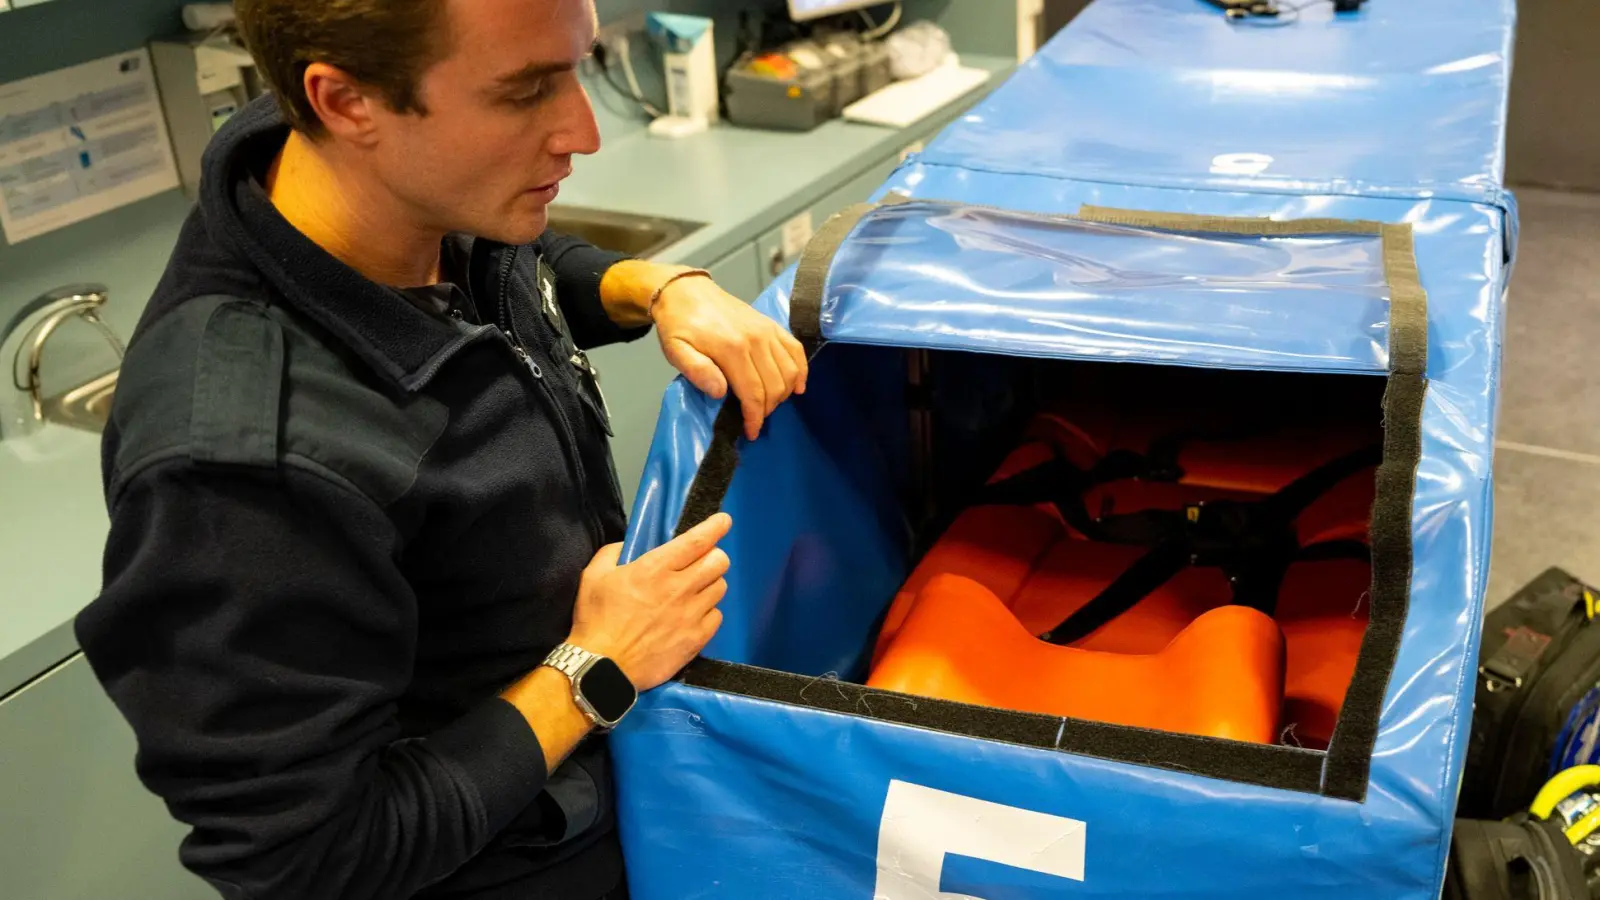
[590,542,624,571]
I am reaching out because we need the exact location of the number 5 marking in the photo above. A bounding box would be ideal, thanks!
[873,780,1087,899]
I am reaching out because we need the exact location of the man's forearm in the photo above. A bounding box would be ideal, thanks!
[599,259,710,329]
[499,665,595,775]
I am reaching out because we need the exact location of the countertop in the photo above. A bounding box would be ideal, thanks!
[0,55,1015,695]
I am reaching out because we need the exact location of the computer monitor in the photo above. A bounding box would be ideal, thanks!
[788,0,886,23]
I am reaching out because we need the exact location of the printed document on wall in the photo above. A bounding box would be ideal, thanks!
[0,50,180,244]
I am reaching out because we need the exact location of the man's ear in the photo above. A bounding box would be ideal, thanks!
[302,62,380,144]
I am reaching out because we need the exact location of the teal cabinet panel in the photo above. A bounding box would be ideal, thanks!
[591,241,764,512]
[815,151,908,222]
[702,237,765,304]
[0,655,213,900]
[757,150,905,285]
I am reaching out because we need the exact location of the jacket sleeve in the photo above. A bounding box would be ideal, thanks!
[76,459,549,900]
[534,231,651,350]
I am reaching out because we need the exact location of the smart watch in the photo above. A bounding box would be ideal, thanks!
[541,643,638,729]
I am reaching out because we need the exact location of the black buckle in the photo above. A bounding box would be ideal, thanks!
[1183,500,1295,558]
[1480,626,1553,692]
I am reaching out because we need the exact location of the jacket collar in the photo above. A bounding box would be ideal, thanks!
[201,95,514,393]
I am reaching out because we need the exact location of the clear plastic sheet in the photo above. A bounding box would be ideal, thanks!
[820,200,1393,373]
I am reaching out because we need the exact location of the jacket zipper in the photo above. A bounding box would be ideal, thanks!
[493,247,602,546]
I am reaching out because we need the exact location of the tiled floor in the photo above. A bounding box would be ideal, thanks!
[1485,187,1600,607]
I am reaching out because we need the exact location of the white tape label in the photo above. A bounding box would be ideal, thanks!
[873,780,1087,899]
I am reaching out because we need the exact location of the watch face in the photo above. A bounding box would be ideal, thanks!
[578,658,637,724]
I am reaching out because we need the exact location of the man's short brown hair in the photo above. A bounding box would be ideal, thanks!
[235,0,450,135]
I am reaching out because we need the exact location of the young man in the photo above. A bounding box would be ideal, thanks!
[75,1,806,898]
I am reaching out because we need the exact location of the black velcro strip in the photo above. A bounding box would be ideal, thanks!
[790,202,876,353]
[1320,373,1425,801]
[673,398,747,537]
[1320,223,1429,801]
[680,658,1326,794]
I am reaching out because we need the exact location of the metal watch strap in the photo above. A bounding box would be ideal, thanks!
[543,643,597,680]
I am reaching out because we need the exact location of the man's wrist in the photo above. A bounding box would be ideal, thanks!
[598,260,710,328]
[499,666,595,775]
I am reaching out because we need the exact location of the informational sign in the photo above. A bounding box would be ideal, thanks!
[0,49,181,244]
[780,209,815,262]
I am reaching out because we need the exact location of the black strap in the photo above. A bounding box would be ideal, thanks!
[976,457,1103,539]
[974,447,1181,543]
[1038,538,1372,648]
[1260,444,1382,521]
[1036,445,1381,644]
[1041,542,1191,645]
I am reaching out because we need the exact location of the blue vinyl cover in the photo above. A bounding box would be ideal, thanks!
[818,201,1396,373]
[612,1,1516,896]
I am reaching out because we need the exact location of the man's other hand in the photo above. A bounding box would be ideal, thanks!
[652,276,808,441]
[566,513,733,691]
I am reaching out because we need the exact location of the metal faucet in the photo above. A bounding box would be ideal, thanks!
[1,284,125,439]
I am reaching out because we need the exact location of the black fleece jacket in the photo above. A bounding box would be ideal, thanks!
[75,95,648,900]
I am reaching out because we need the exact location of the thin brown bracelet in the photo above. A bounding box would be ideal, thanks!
[646,267,713,320]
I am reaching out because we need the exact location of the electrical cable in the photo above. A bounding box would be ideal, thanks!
[858,2,904,40]
[585,55,640,121]
[593,38,663,120]
[616,35,664,118]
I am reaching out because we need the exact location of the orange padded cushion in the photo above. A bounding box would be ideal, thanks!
[1276,558,1371,748]
[1164,427,1379,495]
[868,574,1285,744]
[872,505,1063,664]
[1293,468,1377,547]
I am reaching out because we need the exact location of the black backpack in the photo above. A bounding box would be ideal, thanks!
[1461,569,1600,821]
[1446,815,1592,900]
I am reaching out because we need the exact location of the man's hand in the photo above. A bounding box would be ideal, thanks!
[566,513,733,691]
[653,276,809,441]
[598,259,809,441]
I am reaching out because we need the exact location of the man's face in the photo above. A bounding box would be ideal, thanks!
[367,0,601,244]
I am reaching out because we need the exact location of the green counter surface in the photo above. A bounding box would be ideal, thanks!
[0,56,1015,695]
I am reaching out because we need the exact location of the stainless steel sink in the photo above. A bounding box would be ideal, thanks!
[546,206,704,259]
